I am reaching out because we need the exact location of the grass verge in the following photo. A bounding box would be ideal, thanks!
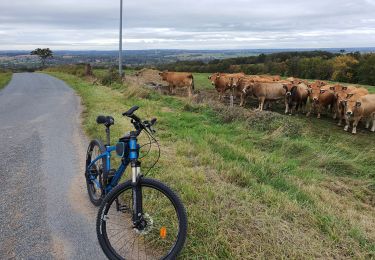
[0,72,12,90]
[45,71,375,259]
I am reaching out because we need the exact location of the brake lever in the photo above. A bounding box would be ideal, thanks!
[143,120,156,134]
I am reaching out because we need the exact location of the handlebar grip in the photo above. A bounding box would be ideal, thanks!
[123,106,139,117]
[96,115,107,124]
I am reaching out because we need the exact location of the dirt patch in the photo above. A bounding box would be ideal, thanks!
[51,234,70,260]
[134,68,166,86]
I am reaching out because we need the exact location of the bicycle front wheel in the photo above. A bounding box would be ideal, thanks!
[96,178,187,260]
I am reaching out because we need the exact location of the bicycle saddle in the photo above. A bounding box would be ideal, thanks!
[96,115,114,127]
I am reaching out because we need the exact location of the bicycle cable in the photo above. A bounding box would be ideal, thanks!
[141,128,161,176]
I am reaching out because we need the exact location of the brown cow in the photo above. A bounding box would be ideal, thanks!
[283,81,309,115]
[344,94,375,134]
[334,86,369,125]
[306,84,336,118]
[231,76,257,106]
[243,81,287,111]
[208,73,245,100]
[232,76,283,107]
[159,71,194,97]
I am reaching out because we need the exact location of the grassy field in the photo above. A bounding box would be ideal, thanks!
[45,71,375,259]
[0,72,12,90]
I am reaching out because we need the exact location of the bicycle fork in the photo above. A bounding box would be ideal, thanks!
[131,161,144,229]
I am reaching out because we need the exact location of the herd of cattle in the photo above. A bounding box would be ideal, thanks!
[158,71,375,134]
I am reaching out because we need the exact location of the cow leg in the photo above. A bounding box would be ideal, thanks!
[240,93,244,107]
[333,105,338,119]
[306,103,314,117]
[352,117,361,134]
[284,100,289,114]
[317,105,321,119]
[365,119,370,129]
[371,116,375,132]
[258,97,265,111]
[291,102,298,115]
[344,116,350,131]
[337,114,343,126]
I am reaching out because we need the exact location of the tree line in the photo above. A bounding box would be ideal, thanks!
[156,51,375,85]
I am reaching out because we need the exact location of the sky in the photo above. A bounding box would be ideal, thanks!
[1,0,375,50]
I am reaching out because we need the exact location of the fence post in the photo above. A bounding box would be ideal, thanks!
[230,88,234,107]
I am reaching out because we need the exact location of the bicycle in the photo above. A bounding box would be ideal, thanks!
[85,106,187,259]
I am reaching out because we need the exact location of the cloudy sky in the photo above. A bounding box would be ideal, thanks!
[1,0,375,50]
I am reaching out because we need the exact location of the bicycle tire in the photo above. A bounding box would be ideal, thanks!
[96,178,187,259]
[85,139,106,206]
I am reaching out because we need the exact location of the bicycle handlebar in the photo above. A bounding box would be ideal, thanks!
[123,106,139,117]
[122,106,157,135]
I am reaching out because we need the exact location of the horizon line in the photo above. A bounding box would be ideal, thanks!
[1,46,375,52]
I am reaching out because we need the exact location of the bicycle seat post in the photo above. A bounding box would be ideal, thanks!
[105,126,110,146]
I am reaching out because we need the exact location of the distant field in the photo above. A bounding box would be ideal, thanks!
[46,70,375,259]
[0,72,12,90]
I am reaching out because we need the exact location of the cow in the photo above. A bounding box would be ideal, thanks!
[159,71,194,97]
[334,86,369,125]
[283,81,309,115]
[208,73,245,100]
[306,84,336,118]
[243,81,287,111]
[343,94,375,134]
[230,76,257,106]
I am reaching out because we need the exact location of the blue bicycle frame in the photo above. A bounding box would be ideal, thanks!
[87,136,139,194]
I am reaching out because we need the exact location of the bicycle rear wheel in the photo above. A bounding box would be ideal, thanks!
[96,178,187,259]
[85,139,106,206]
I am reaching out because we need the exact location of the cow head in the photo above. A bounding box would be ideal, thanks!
[345,96,362,117]
[243,82,255,94]
[310,86,321,103]
[336,90,349,104]
[159,70,168,80]
[231,76,244,88]
[317,80,326,87]
[208,73,221,86]
[283,83,293,96]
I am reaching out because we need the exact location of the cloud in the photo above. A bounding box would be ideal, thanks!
[0,0,374,50]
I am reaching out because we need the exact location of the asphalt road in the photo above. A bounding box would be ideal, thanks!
[0,73,106,259]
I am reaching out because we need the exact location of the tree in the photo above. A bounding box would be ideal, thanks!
[30,48,53,68]
[331,55,359,83]
[357,54,375,85]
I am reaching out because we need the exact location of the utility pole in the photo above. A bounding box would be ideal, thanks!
[119,0,123,77]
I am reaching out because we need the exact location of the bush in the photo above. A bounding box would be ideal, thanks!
[100,67,121,86]
[44,64,87,77]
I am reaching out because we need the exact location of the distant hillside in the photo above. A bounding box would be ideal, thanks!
[1,47,375,69]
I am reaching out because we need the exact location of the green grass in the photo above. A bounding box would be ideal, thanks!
[192,72,212,90]
[45,71,375,259]
[0,72,12,90]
